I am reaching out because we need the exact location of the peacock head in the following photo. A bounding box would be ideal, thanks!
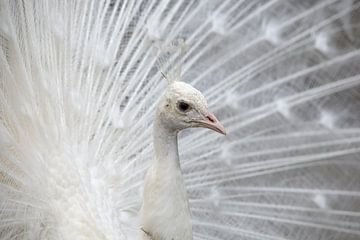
[156,81,226,135]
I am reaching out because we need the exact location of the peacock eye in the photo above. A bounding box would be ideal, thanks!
[177,101,191,112]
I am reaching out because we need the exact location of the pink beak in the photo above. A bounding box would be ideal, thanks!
[198,112,226,135]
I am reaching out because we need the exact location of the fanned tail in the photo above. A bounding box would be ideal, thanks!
[1,0,360,239]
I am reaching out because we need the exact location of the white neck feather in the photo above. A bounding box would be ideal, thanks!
[139,114,193,240]
[153,117,180,170]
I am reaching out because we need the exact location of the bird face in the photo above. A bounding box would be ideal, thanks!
[158,81,226,135]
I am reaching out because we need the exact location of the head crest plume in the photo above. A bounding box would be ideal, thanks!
[153,39,187,85]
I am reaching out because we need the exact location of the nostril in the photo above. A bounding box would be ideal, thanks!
[206,115,215,123]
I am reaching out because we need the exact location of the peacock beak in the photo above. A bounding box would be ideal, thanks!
[197,112,226,135]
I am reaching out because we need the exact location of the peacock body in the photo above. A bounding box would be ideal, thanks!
[1,0,360,239]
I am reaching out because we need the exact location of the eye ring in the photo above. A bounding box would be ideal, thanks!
[177,101,191,112]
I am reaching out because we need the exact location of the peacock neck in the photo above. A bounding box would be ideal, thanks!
[139,113,193,240]
[153,117,180,170]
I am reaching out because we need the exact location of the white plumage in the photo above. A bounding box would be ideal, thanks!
[1,0,360,239]
[140,80,225,240]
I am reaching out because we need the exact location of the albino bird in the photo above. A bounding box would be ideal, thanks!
[1,0,360,240]
[140,80,225,240]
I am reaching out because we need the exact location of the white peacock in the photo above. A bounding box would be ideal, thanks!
[1,0,360,240]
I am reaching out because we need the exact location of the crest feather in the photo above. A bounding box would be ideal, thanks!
[153,39,187,85]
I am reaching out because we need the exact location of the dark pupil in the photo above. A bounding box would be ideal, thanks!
[179,102,189,111]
